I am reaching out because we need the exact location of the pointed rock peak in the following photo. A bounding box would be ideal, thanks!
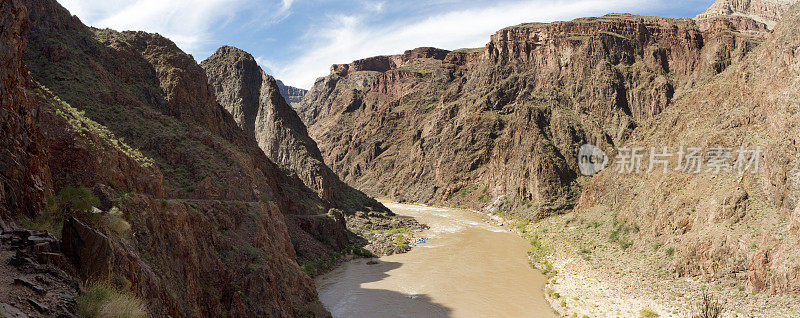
[203,46,262,72]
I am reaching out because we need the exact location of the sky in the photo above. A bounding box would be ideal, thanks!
[59,0,715,89]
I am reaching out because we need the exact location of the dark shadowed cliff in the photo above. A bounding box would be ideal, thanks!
[1,0,341,316]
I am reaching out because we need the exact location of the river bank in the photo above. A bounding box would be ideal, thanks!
[487,206,800,318]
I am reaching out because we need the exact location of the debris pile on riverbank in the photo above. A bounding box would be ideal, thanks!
[347,211,428,256]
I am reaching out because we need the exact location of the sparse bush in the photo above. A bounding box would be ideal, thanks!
[586,220,602,228]
[652,242,663,251]
[349,247,374,258]
[111,274,132,292]
[78,283,147,318]
[578,247,592,261]
[665,247,675,257]
[692,292,723,318]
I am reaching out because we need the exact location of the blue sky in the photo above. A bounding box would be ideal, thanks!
[59,0,715,88]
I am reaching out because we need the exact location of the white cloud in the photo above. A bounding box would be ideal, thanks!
[360,1,385,13]
[272,0,657,88]
[281,0,295,11]
[60,0,247,53]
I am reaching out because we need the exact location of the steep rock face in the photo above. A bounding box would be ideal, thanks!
[695,0,798,36]
[276,79,307,105]
[18,0,333,316]
[298,14,759,217]
[201,46,388,216]
[580,3,800,295]
[0,0,49,224]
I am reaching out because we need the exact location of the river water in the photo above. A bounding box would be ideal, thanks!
[315,202,556,317]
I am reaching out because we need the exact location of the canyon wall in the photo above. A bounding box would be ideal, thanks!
[580,2,800,294]
[0,0,339,316]
[298,14,759,217]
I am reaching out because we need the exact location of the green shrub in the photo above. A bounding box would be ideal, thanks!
[78,283,147,318]
[640,308,659,318]
[393,234,407,245]
[609,218,636,249]
[21,185,100,236]
[49,185,100,213]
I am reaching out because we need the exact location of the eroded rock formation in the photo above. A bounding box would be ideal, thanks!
[0,0,48,225]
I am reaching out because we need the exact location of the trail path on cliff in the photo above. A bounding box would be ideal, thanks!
[316,202,555,317]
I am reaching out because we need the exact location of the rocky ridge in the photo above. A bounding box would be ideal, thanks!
[201,46,425,265]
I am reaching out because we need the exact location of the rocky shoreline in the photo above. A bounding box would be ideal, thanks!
[300,205,429,277]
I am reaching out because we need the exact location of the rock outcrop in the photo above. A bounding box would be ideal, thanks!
[298,13,760,217]
[201,46,389,216]
[695,0,798,36]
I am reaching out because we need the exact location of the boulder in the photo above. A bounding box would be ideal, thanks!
[60,217,113,282]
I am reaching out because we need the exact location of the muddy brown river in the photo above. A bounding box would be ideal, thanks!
[316,202,556,317]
